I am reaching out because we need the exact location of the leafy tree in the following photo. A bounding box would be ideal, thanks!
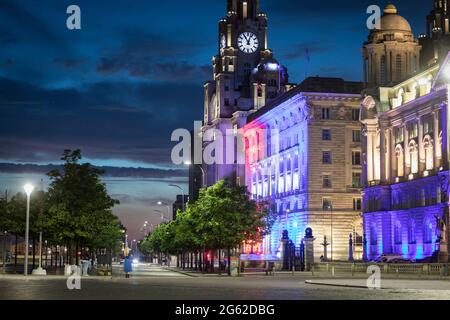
[44,149,120,263]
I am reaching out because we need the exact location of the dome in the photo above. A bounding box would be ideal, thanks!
[378,4,412,32]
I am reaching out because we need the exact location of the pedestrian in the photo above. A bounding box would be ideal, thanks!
[81,254,91,276]
[124,254,133,278]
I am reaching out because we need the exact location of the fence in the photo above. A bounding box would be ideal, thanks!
[313,262,450,276]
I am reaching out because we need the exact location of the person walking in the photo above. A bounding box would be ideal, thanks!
[124,254,133,278]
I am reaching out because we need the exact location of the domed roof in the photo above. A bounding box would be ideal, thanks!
[378,4,412,32]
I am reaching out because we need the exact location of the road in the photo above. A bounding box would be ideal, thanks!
[1,263,450,300]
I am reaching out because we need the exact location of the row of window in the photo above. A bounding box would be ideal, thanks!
[321,108,360,121]
[321,129,361,142]
[322,151,361,166]
[322,198,362,211]
[322,172,362,189]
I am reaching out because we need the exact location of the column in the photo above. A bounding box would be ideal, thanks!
[367,131,374,182]
[404,125,410,176]
[363,57,367,84]
[418,116,425,173]
[433,110,441,168]
[385,128,391,181]
[390,128,397,180]
[386,50,392,84]
[380,127,387,182]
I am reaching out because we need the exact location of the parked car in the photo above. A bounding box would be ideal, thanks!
[373,254,413,263]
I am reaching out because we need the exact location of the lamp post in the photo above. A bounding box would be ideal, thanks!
[157,201,171,221]
[23,183,34,276]
[324,204,334,261]
[184,161,206,188]
[168,184,186,211]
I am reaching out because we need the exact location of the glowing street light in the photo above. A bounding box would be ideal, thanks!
[23,183,34,276]
[184,161,206,188]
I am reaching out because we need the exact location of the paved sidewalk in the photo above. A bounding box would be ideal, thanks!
[305,278,450,291]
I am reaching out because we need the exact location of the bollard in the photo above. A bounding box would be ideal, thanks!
[331,266,335,277]
[311,264,315,276]
[396,268,399,278]
[351,264,355,277]
[326,263,329,272]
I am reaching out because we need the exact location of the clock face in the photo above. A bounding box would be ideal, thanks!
[237,32,259,54]
[220,34,226,49]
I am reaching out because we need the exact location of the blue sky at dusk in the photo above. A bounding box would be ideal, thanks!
[0,0,432,238]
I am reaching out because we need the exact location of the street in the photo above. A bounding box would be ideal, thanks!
[1,263,450,300]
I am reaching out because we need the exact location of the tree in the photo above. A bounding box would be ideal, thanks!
[44,149,120,264]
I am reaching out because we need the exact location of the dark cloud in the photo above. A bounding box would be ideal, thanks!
[54,58,88,69]
[0,77,202,165]
[281,41,331,61]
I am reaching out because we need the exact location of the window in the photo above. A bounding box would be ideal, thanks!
[224,98,230,106]
[322,129,331,141]
[423,115,433,134]
[322,151,332,164]
[353,198,362,211]
[394,221,402,245]
[323,175,332,188]
[396,54,402,81]
[322,108,330,120]
[268,79,277,87]
[352,130,361,143]
[352,151,361,165]
[352,109,360,121]
[322,198,332,210]
[408,122,418,138]
[380,55,386,85]
[394,127,404,143]
[352,172,362,188]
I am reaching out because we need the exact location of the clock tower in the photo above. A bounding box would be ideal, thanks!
[202,0,294,187]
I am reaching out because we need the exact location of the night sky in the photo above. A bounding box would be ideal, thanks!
[0,0,432,238]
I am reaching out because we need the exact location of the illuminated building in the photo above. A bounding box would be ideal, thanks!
[360,3,450,262]
[201,0,294,188]
[241,78,364,261]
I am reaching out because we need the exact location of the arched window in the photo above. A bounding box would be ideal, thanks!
[408,220,416,244]
[423,135,434,170]
[409,141,418,174]
[423,217,433,244]
[370,225,378,245]
[394,220,402,244]
[395,145,404,177]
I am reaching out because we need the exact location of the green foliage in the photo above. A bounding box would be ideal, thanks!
[43,149,121,251]
[141,180,276,255]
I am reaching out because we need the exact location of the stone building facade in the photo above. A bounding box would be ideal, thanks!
[241,78,364,261]
[360,3,450,262]
[202,0,294,188]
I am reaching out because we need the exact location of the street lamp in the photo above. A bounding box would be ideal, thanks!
[23,183,34,276]
[157,201,171,220]
[323,204,334,261]
[184,161,206,188]
[168,184,186,211]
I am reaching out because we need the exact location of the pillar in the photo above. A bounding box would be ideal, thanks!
[434,110,441,168]
[418,115,426,173]
[404,125,410,176]
[380,127,387,182]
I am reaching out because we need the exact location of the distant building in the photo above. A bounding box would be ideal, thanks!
[172,195,189,220]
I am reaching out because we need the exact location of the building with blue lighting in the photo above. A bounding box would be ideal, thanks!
[241,77,364,261]
[360,3,450,262]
